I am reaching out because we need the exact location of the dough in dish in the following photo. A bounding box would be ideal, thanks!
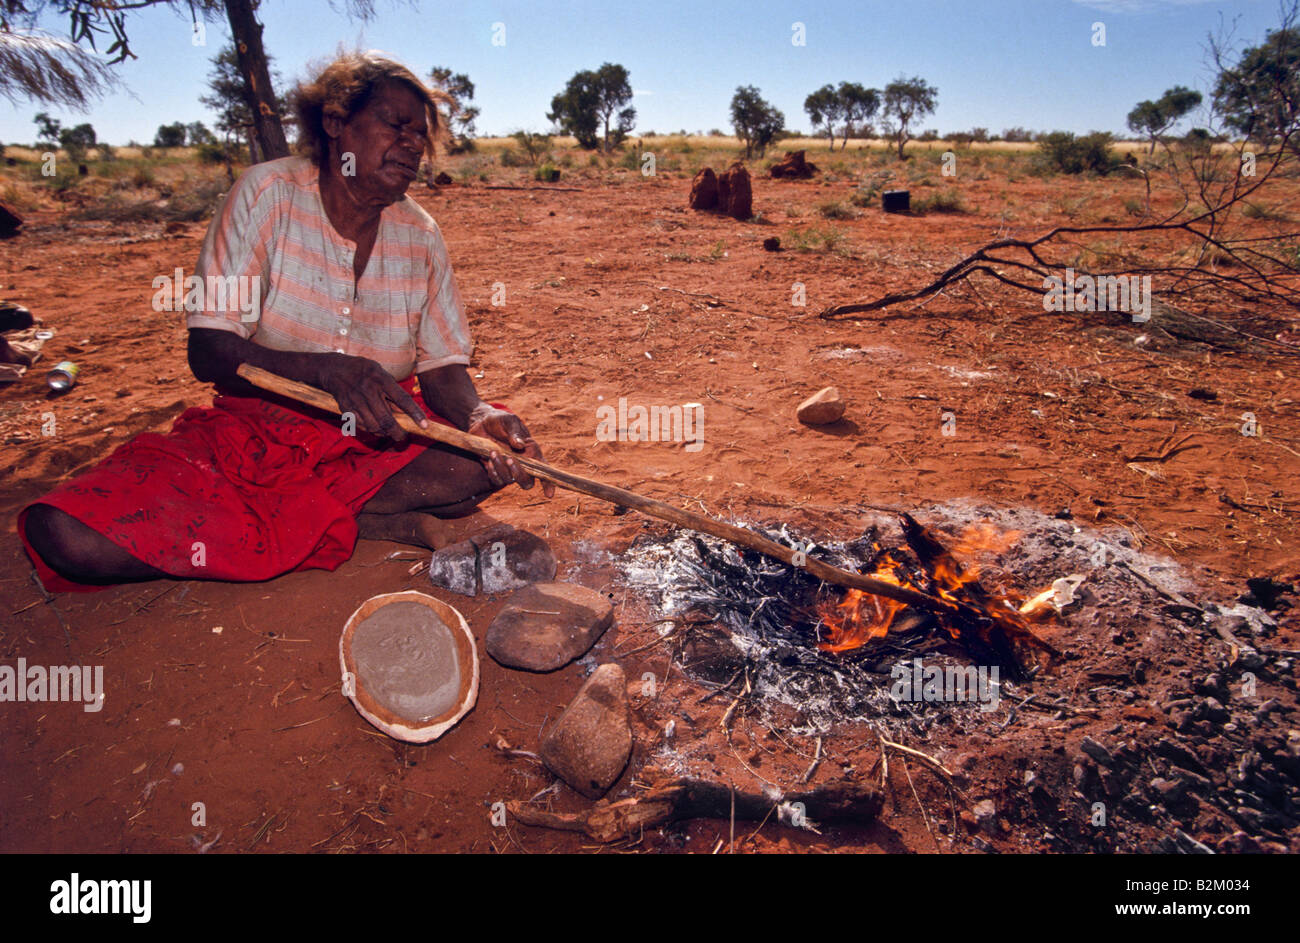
[339,591,479,742]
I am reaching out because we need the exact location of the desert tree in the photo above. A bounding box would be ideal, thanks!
[804,84,844,148]
[730,85,785,159]
[804,82,880,150]
[881,75,938,160]
[548,63,636,152]
[1127,85,1203,154]
[429,66,478,152]
[59,121,96,161]
[1213,2,1300,155]
[186,120,216,146]
[2,1,383,164]
[32,110,61,147]
[838,82,880,149]
[154,122,187,148]
[199,42,286,164]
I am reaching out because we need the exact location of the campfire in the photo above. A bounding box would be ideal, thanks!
[812,516,1057,669]
[619,504,1085,733]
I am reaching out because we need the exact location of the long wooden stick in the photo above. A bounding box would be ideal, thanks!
[235,363,961,615]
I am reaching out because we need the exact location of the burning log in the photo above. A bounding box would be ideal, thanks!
[811,514,1057,679]
[897,512,1057,675]
[507,777,882,843]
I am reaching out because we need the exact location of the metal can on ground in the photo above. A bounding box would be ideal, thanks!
[47,361,79,392]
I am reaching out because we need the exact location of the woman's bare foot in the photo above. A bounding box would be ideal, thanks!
[356,510,453,550]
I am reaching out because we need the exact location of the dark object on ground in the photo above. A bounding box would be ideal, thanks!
[433,171,453,186]
[882,190,910,213]
[1242,576,1293,611]
[689,167,718,210]
[1188,388,1218,401]
[769,150,818,179]
[535,167,561,183]
[78,164,88,176]
[717,162,753,220]
[0,201,23,237]
[763,236,781,251]
[508,777,883,842]
[0,336,35,367]
[0,302,34,333]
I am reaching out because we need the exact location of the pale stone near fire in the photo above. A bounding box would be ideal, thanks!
[797,386,846,425]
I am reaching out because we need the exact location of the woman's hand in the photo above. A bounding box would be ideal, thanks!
[317,353,429,441]
[467,405,555,498]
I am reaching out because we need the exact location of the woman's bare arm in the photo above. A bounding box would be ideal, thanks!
[188,327,427,441]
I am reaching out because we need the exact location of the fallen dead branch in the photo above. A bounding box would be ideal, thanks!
[506,777,882,843]
[819,123,1300,344]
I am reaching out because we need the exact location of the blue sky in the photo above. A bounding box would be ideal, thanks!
[0,0,1287,145]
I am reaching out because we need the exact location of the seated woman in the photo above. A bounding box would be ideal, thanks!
[21,51,551,591]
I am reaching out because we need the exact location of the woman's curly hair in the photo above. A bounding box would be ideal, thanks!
[292,51,454,166]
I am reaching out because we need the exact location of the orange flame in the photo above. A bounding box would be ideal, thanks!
[816,548,909,652]
[816,524,1047,654]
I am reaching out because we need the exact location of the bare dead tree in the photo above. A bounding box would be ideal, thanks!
[820,4,1300,350]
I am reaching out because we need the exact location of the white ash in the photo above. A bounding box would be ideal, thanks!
[615,501,1277,735]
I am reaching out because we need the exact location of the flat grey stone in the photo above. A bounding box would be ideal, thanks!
[427,524,555,596]
[427,537,477,596]
[472,524,556,595]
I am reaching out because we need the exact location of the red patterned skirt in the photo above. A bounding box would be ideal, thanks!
[19,384,456,593]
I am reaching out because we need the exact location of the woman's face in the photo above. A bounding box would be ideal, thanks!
[326,79,428,205]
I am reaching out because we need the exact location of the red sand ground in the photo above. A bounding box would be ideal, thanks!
[0,162,1297,852]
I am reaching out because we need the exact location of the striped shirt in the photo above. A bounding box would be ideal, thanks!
[188,156,472,379]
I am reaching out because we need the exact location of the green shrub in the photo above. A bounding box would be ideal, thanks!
[784,225,844,253]
[1242,201,1291,222]
[535,162,560,182]
[1036,131,1119,175]
[197,142,228,164]
[818,200,860,220]
[510,130,551,166]
[914,189,968,214]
